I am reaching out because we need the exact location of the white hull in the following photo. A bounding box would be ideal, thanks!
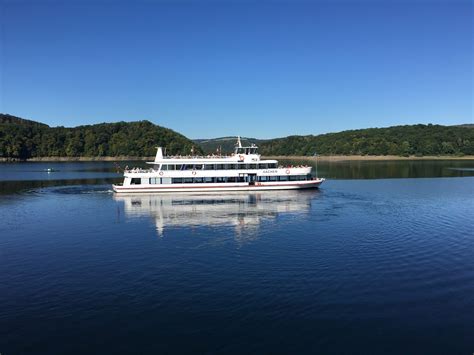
[113,179,324,194]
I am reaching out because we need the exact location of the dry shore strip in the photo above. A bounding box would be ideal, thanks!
[2,155,474,162]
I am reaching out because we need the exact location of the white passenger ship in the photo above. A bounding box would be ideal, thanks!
[112,137,325,193]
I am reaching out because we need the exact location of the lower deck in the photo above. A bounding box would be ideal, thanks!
[113,178,325,193]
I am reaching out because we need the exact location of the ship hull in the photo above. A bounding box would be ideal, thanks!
[112,179,324,194]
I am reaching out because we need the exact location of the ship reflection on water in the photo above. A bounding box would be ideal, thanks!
[114,190,319,239]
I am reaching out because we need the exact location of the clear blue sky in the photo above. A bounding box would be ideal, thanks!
[1,0,472,139]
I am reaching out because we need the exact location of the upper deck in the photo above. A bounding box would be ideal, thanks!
[147,137,273,165]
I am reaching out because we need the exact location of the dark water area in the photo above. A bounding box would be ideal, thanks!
[282,158,474,179]
[0,161,473,354]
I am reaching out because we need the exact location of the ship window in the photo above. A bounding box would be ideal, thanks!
[269,176,278,181]
[279,176,289,181]
[227,177,237,182]
[216,177,226,183]
[249,164,257,169]
[193,178,203,183]
[216,164,225,170]
[172,178,183,184]
[260,164,268,169]
[204,177,214,183]
[289,175,302,181]
[194,164,203,170]
[183,178,193,183]
[205,164,215,170]
[259,176,268,182]
[131,178,141,185]
[176,164,184,171]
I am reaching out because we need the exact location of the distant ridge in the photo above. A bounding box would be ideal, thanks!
[0,114,200,160]
[194,137,268,154]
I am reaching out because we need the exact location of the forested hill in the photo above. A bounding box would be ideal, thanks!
[2,114,473,159]
[258,124,474,156]
[0,114,200,159]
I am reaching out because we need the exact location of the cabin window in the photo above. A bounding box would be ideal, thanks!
[205,164,215,170]
[227,177,237,182]
[172,178,183,184]
[150,178,160,184]
[260,164,268,169]
[216,164,225,170]
[216,177,226,183]
[249,164,257,169]
[204,177,214,183]
[176,164,184,171]
[161,165,168,171]
[279,176,289,181]
[194,164,203,170]
[183,178,193,183]
[193,178,203,183]
[269,176,278,181]
[131,178,141,185]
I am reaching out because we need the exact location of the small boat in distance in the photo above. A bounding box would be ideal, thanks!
[112,137,325,193]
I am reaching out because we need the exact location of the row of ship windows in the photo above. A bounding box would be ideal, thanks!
[160,163,278,171]
[131,175,311,185]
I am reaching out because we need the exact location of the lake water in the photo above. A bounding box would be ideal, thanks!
[0,160,473,354]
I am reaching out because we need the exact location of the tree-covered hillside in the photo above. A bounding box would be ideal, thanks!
[258,124,474,156]
[0,114,200,159]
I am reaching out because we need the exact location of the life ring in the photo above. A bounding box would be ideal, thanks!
[192,171,197,175]
[239,155,244,162]
[286,169,290,174]
[159,171,164,176]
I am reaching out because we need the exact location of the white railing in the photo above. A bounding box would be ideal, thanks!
[164,154,235,159]
[124,168,157,173]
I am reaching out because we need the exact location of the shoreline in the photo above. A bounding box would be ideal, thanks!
[1,155,473,162]
[265,155,474,161]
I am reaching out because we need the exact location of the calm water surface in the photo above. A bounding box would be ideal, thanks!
[0,160,473,354]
